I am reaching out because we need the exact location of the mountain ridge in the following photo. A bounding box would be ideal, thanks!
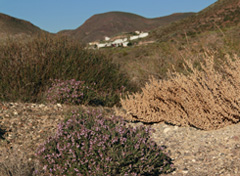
[150,0,240,41]
[0,13,45,39]
[58,11,195,43]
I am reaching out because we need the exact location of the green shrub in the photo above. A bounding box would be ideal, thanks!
[0,34,135,104]
[36,109,174,175]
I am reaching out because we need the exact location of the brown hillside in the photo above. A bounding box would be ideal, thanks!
[0,13,45,39]
[103,0,240,88]
[58,11,194,43]
[151,0,240,41]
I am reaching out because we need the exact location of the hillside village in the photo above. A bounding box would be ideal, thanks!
[88,31,149,49]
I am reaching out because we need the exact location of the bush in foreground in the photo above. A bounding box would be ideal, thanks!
[119,52,240,130]
[36,110,173,175]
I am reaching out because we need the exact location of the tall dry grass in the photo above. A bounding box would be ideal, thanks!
[118,51,240,130]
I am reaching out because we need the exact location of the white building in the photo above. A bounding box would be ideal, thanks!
[122,42,129,47]
[97,43,106,49]
[89,41,99,46]
[112,39,124,44]
[130,35,139,40]
[89,31,149,49]
[135,31,140,34]
[105,36,110,41]
[139,32,149,38]
[106,43,112,47]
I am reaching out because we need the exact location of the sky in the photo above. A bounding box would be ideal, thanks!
[0,0,218,33]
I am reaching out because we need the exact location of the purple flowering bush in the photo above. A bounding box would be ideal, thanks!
[46,79,127,107]
[46,79,97,105]
[36,110,174,175]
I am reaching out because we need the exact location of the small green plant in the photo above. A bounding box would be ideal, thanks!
[36,109,174,175]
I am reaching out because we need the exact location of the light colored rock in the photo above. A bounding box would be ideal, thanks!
[56,103,62,108]
[163,128,171,133]
[39,104,45,108]
[31,104,37,108]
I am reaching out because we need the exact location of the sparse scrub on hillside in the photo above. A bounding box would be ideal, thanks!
[118,52,240,130]
[0,34,135,105]
[106,23,240,88]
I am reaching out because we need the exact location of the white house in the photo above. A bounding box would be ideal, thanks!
[112,39,124,45]
[122,42,129,47]
[106,43,112,47]
[135,31,140,34]
[139,32,149,38]
[89,41,99,46]
[130,35,139,40]
[97,43,106,49]
[88,30,150,49]
[105,36,110,41]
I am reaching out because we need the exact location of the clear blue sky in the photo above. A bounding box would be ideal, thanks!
[0,0,217,33]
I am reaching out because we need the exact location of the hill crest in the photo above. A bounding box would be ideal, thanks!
[0,13,45,39]
[58,11,194,43]
[150,0,240,41]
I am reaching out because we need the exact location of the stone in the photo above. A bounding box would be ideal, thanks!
[56,103,62,108]
[163,127,171,133]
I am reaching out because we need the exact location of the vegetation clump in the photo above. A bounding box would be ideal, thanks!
[46,79,126,107]
[36,109,173,175]
[119,52,240,130]
[0,34,135,105]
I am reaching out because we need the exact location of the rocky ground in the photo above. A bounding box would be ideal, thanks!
[0,102,240,176]
[0,102,79,176]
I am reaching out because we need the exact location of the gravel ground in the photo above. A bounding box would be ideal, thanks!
[0,102,240,176]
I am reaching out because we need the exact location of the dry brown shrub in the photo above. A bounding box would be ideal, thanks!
[118,52,240,130]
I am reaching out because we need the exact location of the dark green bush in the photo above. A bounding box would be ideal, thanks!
[36,109,174,176]
[0,34,135,104]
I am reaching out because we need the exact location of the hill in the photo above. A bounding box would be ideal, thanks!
[150,0,240,41]
[0,13,45,39]
[103,0,240,87]
[58,11,194,43]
